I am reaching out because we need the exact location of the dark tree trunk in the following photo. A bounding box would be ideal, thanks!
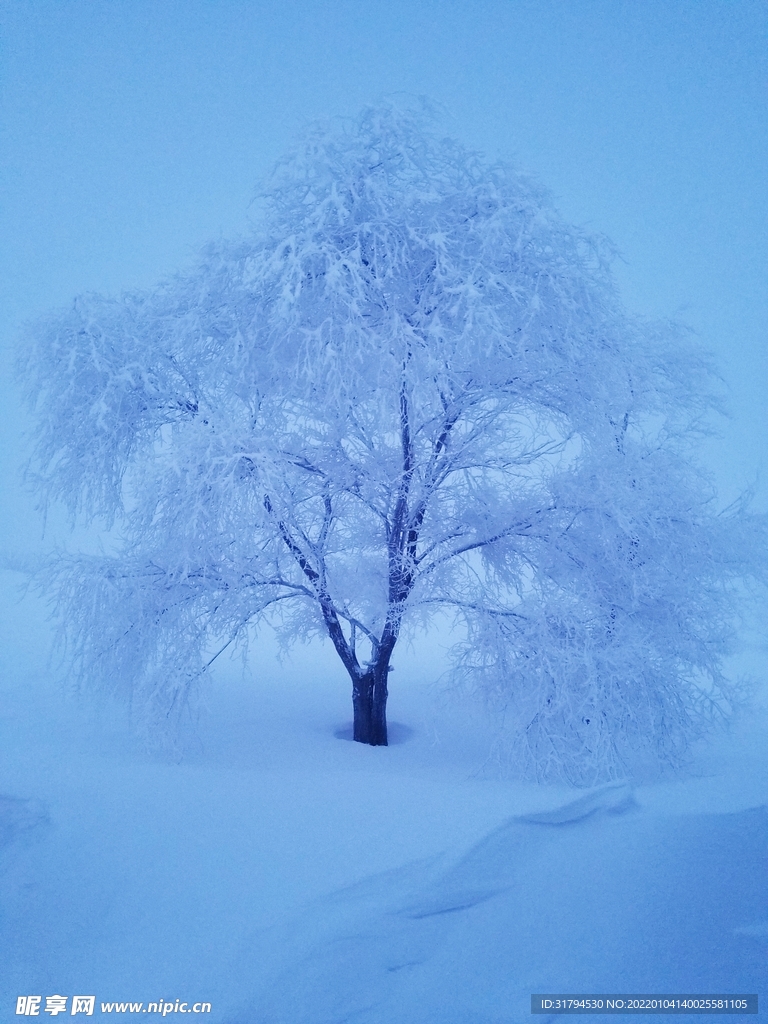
[352,666,389,745]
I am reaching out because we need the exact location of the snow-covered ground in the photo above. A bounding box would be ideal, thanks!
[1,579,766,1022]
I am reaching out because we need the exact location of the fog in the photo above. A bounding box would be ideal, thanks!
[1,3,766,1020]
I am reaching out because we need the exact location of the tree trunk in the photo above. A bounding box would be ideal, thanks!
[352,667,388,745]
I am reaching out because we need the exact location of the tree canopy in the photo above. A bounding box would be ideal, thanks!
[20,104,765,782]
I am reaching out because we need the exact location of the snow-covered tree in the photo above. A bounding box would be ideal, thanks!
[20,104,765,780]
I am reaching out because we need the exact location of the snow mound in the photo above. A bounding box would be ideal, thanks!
[515,782,636,824]
[230,796,768,1024]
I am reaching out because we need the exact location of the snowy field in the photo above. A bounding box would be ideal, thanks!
[1,580,766,1023]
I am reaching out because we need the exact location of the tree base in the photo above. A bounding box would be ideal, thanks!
[352,671,388,746]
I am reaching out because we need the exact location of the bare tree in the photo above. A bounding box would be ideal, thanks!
[20,104,765,780]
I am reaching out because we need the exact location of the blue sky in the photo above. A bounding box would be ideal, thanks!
[1,0,766,552]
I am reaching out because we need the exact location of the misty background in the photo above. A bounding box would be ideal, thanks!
[1,0,766,675]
